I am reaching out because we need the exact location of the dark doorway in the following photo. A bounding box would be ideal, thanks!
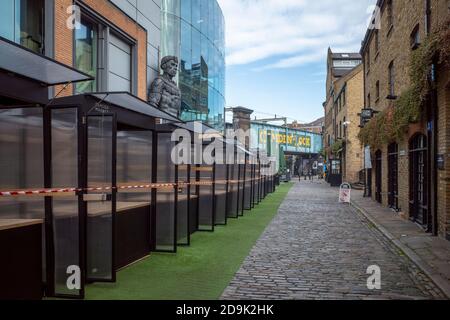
[388,143,399,210]
[409,134,430,230]
[375,150,382,204]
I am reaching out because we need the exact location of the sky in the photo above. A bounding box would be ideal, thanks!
[217,0,376,124]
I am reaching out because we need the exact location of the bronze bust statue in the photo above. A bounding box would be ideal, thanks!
[148,56,181,118]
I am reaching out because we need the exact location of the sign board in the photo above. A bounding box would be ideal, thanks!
[437,154,445,170]
[361,108,374,119]
[339,183,352,203]
[364,146,372,169]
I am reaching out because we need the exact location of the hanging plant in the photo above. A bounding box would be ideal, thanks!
[359,18,450,147]
[331,139,343,155]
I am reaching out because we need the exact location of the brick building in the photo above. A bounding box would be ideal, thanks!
[288,117,324,135]
[361,0,450,239]
[53,0,157,100]
[323,49,364,184]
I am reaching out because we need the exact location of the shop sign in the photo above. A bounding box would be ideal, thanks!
[437,154,445,170]
[364,146,372,169]
[339,183,352,204]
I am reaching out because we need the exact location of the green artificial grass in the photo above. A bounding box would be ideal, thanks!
[86,182,293,300]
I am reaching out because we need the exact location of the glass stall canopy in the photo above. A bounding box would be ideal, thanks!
[174,122,223,232]
[0,36,93,86]
[0,90,180,299]
[0,39,93,300]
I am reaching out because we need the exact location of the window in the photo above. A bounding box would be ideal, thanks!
[388,61,395,97]
[410,24,420,49]
[376,81,380,101]
[75,17,98,93]
[367,93,371,108]
[108,33,132,92]
[333,60,361,68]
[425,0,431,34]
[386,0,393,29]
[74,13,134,94]
[343,117,347,137]
[366,48,371,72]
[0,0,45,54]
[375,30,379,53]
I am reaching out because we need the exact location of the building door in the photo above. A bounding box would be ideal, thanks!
[409,134,429,229]
[375,150,382,204]
[388,143,399,210]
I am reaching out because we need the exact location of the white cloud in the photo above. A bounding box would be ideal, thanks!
[218,0,375,69]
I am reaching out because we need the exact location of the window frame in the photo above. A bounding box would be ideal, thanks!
[388,61,396,98]
[72,3,137,95]
[386,0,394,34]
[410,24,421,50]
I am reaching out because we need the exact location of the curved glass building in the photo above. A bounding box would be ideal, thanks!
[162,0,226,131]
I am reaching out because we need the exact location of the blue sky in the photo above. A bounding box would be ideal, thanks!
[218,0,376,123]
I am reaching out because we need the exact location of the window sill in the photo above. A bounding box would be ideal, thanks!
[386,95,398,100]
[411,42,421,50]
[387,25,394,38]
[374,51,380,62]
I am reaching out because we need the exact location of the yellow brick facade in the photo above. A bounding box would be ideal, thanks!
[324,62,364,184]
[361,0,450,238]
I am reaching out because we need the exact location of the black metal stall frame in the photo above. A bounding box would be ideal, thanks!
[48,92,179,297]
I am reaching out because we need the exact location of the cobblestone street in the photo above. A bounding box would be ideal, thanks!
[222,181,446,300]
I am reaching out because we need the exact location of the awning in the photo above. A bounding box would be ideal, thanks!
[89,92,182,123]
[0,36,94,86]
[175,121,224,140]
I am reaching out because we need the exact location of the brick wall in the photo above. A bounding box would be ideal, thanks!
[53,0,147,99]
[345,67,364,183]
[54,0,74,97]
[362,0,450,238]
[437,65,450,238]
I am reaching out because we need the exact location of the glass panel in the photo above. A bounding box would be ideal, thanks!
[155,133,176,251]
[215,163,227,225]
[51,108,81,296]
[0,107,45,281]
[86,116,113,281]
[227,163,239,218]
[244,161,252,210]
[162,0,180,16]
[116,131,152,268]
[0,0,15,41]
[189,144,199,232]
[198,159,213,230]
[15,0,45,54]
[192,0,201,32]
[108,33,132,93]
[237,163,245,215]
[161,13,180,72]
[177,164,189,245]
[75,17,97,93]
[180,0,191,24]
[161,0,226,131]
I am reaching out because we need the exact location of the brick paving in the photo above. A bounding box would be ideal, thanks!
[221,181,446,300]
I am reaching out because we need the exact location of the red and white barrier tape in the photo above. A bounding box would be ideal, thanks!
[0,183,187,197]
[0,188,78,197]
